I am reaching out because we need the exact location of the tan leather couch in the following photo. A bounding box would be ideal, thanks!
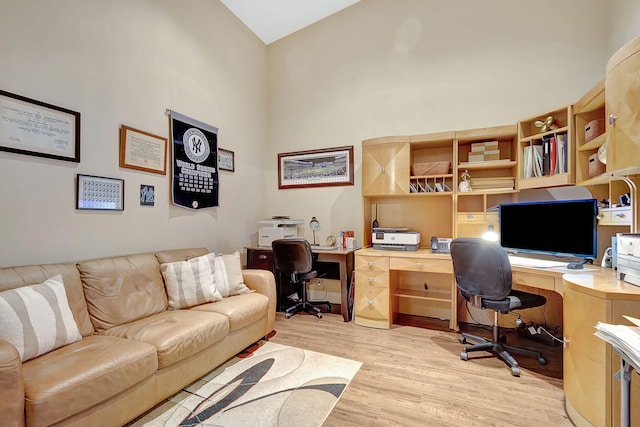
[0,248,276,427]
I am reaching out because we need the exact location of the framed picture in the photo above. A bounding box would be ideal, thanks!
[278,145,354,189]
[119,125,167,174]
[218,148,234,172]
[0,89,80,162]
[76,174,124,211]
[140,184,155,206]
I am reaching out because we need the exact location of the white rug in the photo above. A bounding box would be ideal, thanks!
[128,341,362,427]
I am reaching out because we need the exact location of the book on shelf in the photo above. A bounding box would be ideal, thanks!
[549,136,557,175]
[542,137,550,176]
[533,145,543,176]
[523,145,533,178]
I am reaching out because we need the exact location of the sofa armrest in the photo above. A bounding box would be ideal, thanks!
[242,269,276,335]
[0,340,25,427]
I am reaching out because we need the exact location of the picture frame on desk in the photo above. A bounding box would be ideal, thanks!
[278,145,354,189]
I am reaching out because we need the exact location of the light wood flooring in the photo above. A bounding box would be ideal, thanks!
[269,312,571,427]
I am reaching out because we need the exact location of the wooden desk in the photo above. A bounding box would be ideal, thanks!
[245,246,356,322]
[354,247,640,427]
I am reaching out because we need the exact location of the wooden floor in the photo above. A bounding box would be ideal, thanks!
[269,312,571,427]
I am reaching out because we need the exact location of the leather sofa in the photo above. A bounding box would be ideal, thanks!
[0,247,276,427]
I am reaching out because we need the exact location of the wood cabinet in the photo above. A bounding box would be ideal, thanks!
[517,105,575,189]
[354,249,456,330]
[361,137,411,196]
[606,34,640,176]
[563,273,640,427]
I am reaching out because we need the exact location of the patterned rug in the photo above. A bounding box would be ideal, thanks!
[128,341,362,426]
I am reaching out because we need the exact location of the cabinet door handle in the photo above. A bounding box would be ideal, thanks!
[416,262,423,268]
[367,261,374,267]
[563,337,570,348]
[609,114,618,125]
[367,300,374,305]
[381,166,385,173]
[258,255,268,260]
[368,277,374,282]
[615,213,625,218]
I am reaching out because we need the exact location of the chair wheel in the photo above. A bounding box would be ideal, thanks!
[499,335,507,343]
[317,312,323,319]
[537,356,547,365]
[460,351,468,361]
[459,337,467,344]
[511,366,521,376]
[285,313,291,319]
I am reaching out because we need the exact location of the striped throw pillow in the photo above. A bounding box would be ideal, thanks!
[0,274,82,362]
[161,253,223,309]
[213,251,253,297]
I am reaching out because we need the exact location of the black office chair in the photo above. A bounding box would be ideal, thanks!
[272,238,331,319]
[450,237,548,376]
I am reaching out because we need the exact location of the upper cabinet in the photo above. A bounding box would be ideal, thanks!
[606,35,640,175]
[361,137,411,196]
[574,78,607,186]
[517,105,575,189]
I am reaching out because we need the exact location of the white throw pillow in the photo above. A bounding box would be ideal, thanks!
[161,253,223,309]
[214,251,253,297]
[0,274,82,362]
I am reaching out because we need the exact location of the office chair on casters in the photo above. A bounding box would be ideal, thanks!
[450,237,548,376]
[271,238,331,319]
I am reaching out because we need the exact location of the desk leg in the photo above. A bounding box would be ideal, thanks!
[339,253,354,322]
[620,359,633,427]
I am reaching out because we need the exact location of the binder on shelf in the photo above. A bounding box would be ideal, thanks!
[549,136,557,175]
[542,137,550,176]
[523,145,533,178]
[533,145,543,177]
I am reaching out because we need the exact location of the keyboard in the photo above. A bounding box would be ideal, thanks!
[508,255,567,268]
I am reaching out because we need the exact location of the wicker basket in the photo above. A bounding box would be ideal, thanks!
[411,161,450,176]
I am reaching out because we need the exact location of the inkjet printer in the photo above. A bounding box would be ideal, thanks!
[372,227,420,251]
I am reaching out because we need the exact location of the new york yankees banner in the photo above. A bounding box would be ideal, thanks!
[169,110,219,210]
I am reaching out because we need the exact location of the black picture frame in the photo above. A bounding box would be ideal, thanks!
[218,148,235,172]
[0,90,80,162]
[76,174,124,211]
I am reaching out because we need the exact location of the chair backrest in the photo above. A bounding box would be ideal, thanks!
[272,238,314,276]
[450,237,512,300]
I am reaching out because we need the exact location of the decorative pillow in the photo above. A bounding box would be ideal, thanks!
[0,274,82,362]
[213,251,253,297]
[161,253,223,309]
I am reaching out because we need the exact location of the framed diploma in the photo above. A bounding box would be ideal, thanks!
[76,174,124,211]
[0,90,80,162]
[119,125,168,174]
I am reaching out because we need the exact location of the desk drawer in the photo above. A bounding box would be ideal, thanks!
[456,212,499,223]
[512,271,555,292]
[247,250,274,271]
[354,286,390,320]
[355,270,389,288]
[389,257,453,274]
[598,207,632,226]
[356,255,389,272]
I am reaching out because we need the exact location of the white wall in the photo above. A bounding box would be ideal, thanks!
[0,0,268,267]
[608,0,640,56]
[265,0,614,246]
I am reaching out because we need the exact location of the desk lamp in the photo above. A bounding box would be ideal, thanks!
[309,216,320,246]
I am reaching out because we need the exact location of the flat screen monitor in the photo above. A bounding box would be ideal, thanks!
[499,198,598,260]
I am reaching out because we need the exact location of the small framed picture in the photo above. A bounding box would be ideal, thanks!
[218,148,235,172]
[140,185,155,206]
[76,174,124,211]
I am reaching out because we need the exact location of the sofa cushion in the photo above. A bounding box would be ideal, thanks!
[102,310,229,368]
[0,275,82,362]
[78,253,168,332]
[190,292,269,333]
[0,262,94,336]
[214,252,253,297]
[160,253,223,309]
[22,334,157,426]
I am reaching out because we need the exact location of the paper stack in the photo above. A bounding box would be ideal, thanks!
[594,315,640,368]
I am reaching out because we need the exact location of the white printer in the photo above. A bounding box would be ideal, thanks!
[616,233,640,287]
[258,218,304,247]
[372,227,420,251]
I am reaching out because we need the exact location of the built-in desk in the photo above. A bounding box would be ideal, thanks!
[355,247,640,427]
[245,246,356,322]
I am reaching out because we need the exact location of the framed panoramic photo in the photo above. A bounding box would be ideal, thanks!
[278,145,354,189]
[119,125,167,175]
[0,90,80,162]
[218,148,235,172]
[76,174,124,211]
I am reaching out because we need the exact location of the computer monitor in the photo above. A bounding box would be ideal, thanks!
[499,198,598,261]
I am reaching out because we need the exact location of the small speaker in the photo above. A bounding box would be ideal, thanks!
[601,247,613,268]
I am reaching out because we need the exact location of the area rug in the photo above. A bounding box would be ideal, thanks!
[128,341,362,427]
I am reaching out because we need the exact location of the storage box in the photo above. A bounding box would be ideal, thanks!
[588,152,606,177]
[584,119,605,143]
[411,161,450,176]
[471,140,499,152]
[468,149,500,163]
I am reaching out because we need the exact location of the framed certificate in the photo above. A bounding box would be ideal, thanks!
[119,125,167,174]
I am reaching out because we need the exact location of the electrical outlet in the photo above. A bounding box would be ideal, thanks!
[537,326,543,334]
[528,325,537,335]
[424,283,429,290]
